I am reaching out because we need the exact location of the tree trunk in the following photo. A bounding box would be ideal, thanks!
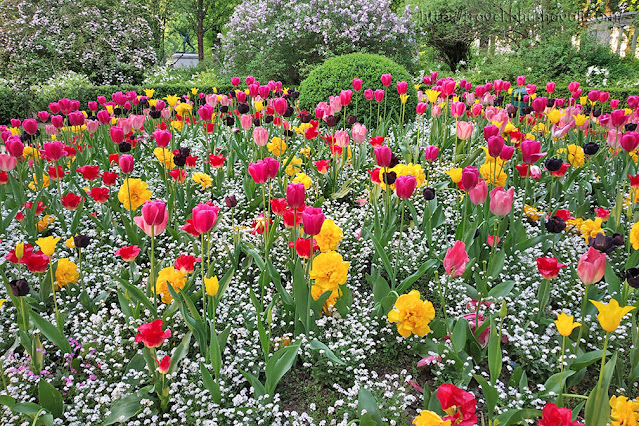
[197,0,204,60]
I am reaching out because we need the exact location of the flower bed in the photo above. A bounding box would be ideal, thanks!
[0,74,638,425]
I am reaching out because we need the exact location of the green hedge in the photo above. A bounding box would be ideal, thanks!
[0,84,238,125]
[298,53,417,127]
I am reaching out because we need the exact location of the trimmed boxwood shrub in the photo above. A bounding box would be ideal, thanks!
[297,53,417,127]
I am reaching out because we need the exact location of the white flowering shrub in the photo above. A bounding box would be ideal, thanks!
[218,0,418,83]
[30,71,93,101]
[0,0,158,87]
[585,65,610,87]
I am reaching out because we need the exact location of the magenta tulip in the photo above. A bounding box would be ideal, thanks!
[380,74,391,87]
[352,78,363,92]
[43,142,66,162]
[110,126,125,144]
[488,135,505,158]
[520,139,547,164]
[119,154,134,174]
[461,166,479,191]
[364,89,374,100]
[424,145,439,162]
[248,161,268,184]
[192,203,220,234]
[395,175,417,199]
[286,183,305,209]
[374,146,392,167]
[374,89,385,103]
[302,207,325,236]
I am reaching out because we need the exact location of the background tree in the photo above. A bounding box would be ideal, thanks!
[176,0,238,60]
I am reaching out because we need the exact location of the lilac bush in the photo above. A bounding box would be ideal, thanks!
[217,0,418,83]
[0,0,158,88]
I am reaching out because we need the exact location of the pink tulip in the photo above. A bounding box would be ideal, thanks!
[468,178,488,205]
[334,130,349,148]
[489,187,514,216]
[416,102,427,115]
[352,78,363,92]
[599,92,610,103]
[135,201,168,237]
[576,247,606,285]
[49,102,61,114]
[546,82,556,94]
[142,200,167,227]
[286,183,305,209]
[380,74,391,87]
[192,203,220,234]
[97,110,110,125]
[352,123,367,144]
[621,132,639,152]
[628,96,639,109]
[245,76,255,85]
[38,111,50,122]
[240,114,253,131]
[483,124,499,141]
[130,114,145,130]
[374,89,384,103]
[456,121,474,141]
[231,77,240,87]
[5,137,24,158]
[396,81,408,95]
[444,240,469,277]
[424,145,439,162]
[22,119,38,135]
[258,85,270,99]
[253,127,269,146]
[532,97,547,113]
[86,120,100,134]
[516,76,526,86]
[450,101,466,118]
[395,175,417,199]
[248,83,259,98]
[525,84,537,95]
[364,89,374,100]
[153,130,172,148]
[588,90,600,103]
[263,157,279,179]
[520,139,547,164]
[610,99,620,109]
[0,154,17,172]
[302,207,325,236]
[568,81,580,93]
[198,105,214,121]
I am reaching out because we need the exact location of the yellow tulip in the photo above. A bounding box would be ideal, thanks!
[205,276,219,296]
[554,312,581,337]
[15,243,25,260]
[36,236,61,256]
[590,299,636,333]
[0,299,6,309]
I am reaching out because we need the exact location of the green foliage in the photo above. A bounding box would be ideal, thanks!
[298,53,417,126]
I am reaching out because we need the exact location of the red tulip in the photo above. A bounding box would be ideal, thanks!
[23,251,50,273]
[302,207,325,236]
[156,355,171,374]
[289,237,319,259]
[174,254,200,274]
[536,257,567,279]
[443,240,469,277]
[314,160,330,174]
[76,165,100,181]
[47,166,65,181]
[115,245,140,262]
[436,384,477,426]
[595,207,610,220]
[89,187,109,203]
[102,172,118,186]
[576,247,606,285]
[489,187,514,216]
[134,319,171,348]
[61,192,83,210]
[395,175,417,199]
[539,402,583,426]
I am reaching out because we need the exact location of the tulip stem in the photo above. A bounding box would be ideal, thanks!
[150,230,157,317]
[201,232,208,331]
[558,336,566,406]
[49,263,61,331]
[437,273,456,353]
[575,285,589,351]
[393,200,405,285]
